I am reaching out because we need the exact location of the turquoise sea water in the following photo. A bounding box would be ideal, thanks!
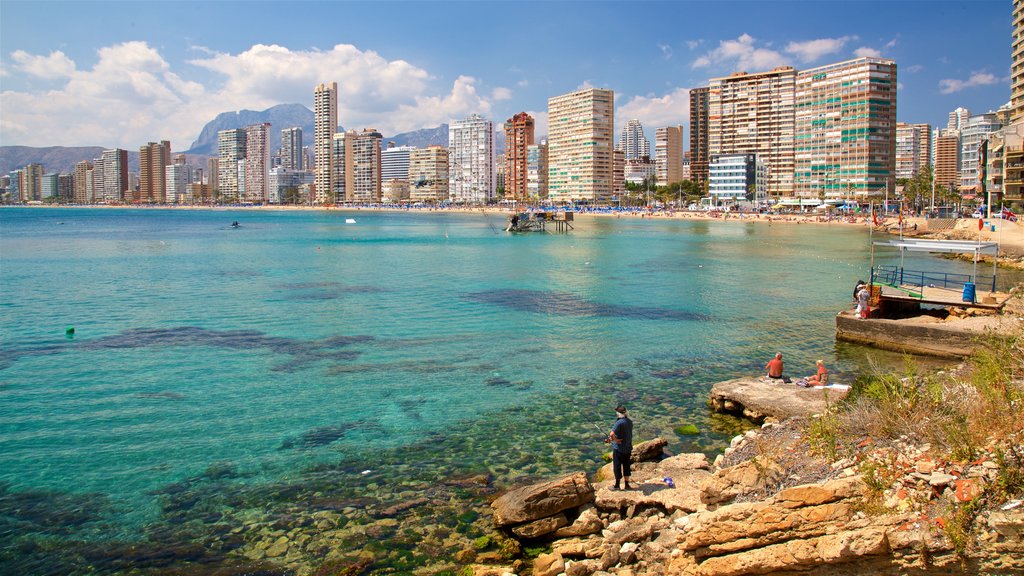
[0,208,1012,574]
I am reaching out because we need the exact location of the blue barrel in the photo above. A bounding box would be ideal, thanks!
[963,282,976,303]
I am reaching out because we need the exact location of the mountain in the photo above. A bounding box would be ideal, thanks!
[382,124,449,149]
[0,146,106,175]
[184,103,317,156]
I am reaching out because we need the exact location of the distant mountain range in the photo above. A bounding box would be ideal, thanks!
[1,103,493,175]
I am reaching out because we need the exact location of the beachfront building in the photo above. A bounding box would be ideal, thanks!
[138,140,171,203]
[73,161,91,203]
[40,172,58,200]
[504,112,535,203]
[708,153,766,206]
[960,112,1002,194]
[624,159,656,187]
[244,123,271,204]
[382,179,410,202]
[547,87,615,203]
[933,130,961,194]
[613,149,626,198]
[689,87,711,186]
[382,144,416,182]
[793,57,897,201]
[269,167,314,204]
[331,129,383,203]
[281,127,303,170]
[709,67,796,198]
[448,114,495,204]
[101,148,129,203]
[526,140,548,200]
[896,123,932,180]
[314,82,338,204]
[165,163,193,204]
[217,129,246,203]
[618,118,650,161]
[655,125,684,186]
[948,107,971,132]
[409,145,448,202]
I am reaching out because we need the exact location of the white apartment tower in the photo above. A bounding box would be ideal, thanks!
[448,114,495,203]
[547,88,615,203]
[709,67,796,197]
[618,119,650,161]
[244,123,271,203]
[314,82,338,204]
[281,127,303,170]
[960,112,1002,192]
[895,123,932,180]
[217,128,246,203]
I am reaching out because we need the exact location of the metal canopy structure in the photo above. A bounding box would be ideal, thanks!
[870,238,1000,302]
[871,239,999,255]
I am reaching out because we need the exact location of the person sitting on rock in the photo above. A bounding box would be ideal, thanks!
[765,352,784,381]
[806,360,829,387]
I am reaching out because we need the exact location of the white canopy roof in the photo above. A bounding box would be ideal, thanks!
[873,239,999,255]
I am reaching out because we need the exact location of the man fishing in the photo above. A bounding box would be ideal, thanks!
[605,405,634,490]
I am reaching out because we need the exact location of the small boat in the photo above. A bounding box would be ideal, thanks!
[345,218,357,224]
[230,221,240,228]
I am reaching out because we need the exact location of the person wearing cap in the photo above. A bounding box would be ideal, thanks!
[765,352,784,380]
[605,405,634,490]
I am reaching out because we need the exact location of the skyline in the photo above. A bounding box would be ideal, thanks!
[0,1,1012,151]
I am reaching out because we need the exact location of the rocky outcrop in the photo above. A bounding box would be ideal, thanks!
[709,377,848,423]
[491,472,594,536]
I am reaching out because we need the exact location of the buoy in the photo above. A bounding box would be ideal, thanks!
[65,326,75,337]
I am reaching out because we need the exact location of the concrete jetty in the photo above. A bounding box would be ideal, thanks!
[709,377,849,424]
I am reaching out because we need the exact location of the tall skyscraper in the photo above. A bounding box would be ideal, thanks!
[689,87,711,186]
[101,148,128,203]
[351,129,382,203]
[409,145,449,202]
[382,144,416,182]
[165,164,192,204]
[547,88,615,203]
[448,114,495,203]
[21,164,43,201]
[960,112,1002,192]
[503,112,535,203]
[281,127,303,170]
[73,160,92,203]
[710,67,796,197]
[896,123,932,180]
[948,107,971,132]
[655,125,684,186]
[314,82,338,204]
[934,130,961,194]
[244,123,271,203]
[1014,0,1024,122]
[217,129,246,203]
[617,119,650,161]
[139,140,171,203]
[794,58,897,199]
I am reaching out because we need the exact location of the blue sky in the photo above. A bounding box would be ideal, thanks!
[0,1,1011,150]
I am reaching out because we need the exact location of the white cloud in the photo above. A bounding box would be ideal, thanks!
[853,46,882,58]
[905,64,924,73]
[784,36,854,63]
[691,34,786,71]
[658,43,673,60]
[517,79,529,87]
[1,41,504,148]
[686,40,703,51]
[10,49,76,79]
[528,110,549,140]
[939,72,1000,94]
[616,88,690,132]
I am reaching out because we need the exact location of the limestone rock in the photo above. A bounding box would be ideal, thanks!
[554,505,603,538]
[533,552,565,576]
[700,459,784,506]
[511,512,569,538]
[696,527,890,576]
[631,437,668,462]
[492,472,595,527]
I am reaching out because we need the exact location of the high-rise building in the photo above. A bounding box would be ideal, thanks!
[165,164,193,204]
[351,129,382,203]
[217,129,246,203]
[206,157,219,190]
[526,140,548,200]
[655,125,684,186]
[21,164,44,202]
[613,149,625,197]
[314,82,338,204]
[617,118,650,161]
[934,130,961,194]
[244,123,271,203]
[57,173,73,201]
[948,107,971,132]
[895,123,932,180]
[382,144,416,182]
[409,145,448,202]
[139,140,171,203]
[960,112,1002,192]
[547,88,615,203]
[381,179,410,203]
[709,67,796,197]
[281,127,303,170]
[689,87,711,186]
[73,160,92,203]
[503,112,535,203]
[448,113,495,203]
[269,168,314,204]
[41,172,59,199]
[101,148,128,203]
[794,57,897,199]
[709,153,767,205]
[1014,1,1024,122]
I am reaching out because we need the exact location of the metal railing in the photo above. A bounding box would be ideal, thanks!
[871,265,996,296]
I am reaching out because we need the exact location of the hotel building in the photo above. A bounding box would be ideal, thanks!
[101,148,128,203]
[895,123,932,180]
[382,144,416,182]
[655,125,684,186]
[139,140,171,203]
[547,88,615,203]
[409,145,449,202]
[217,129,246,203]
[618,118,650,161]
[526,140,548,200]
[933,130,961,194]
[314,82,338,204]
[281,127,303,171]
[244,123,271,203]
[709,67,796,197]
[689,87,711,186]
[708,153,767,205]
[504,112,535,203]
[960,112,1002,193]
[73,160,92,203]
[448,114,495,203]
[793,57,897,199]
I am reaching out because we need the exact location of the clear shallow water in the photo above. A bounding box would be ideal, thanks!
[0,207,1012,574]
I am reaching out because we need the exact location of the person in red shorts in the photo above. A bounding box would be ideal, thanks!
[765,352,784,381]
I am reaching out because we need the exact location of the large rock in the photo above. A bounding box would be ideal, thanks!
[553,505,603,538]
[533,552,565,576]
[631,438,668,462]
[492,472,595,527]
[700,459,785,506]
[511,513,569,538]
[709,377,848,423]
[695,527,890,576]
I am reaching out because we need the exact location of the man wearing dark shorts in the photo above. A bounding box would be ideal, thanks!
[765,352,784,380]
[607,405,634,490]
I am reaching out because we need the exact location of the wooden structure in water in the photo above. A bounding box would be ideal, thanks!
[506,211,574,233]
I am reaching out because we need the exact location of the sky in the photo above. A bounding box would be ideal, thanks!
[0,1,1012,151]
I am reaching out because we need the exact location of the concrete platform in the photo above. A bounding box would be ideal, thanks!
[835,309,987,358]
[709,377,849,424]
